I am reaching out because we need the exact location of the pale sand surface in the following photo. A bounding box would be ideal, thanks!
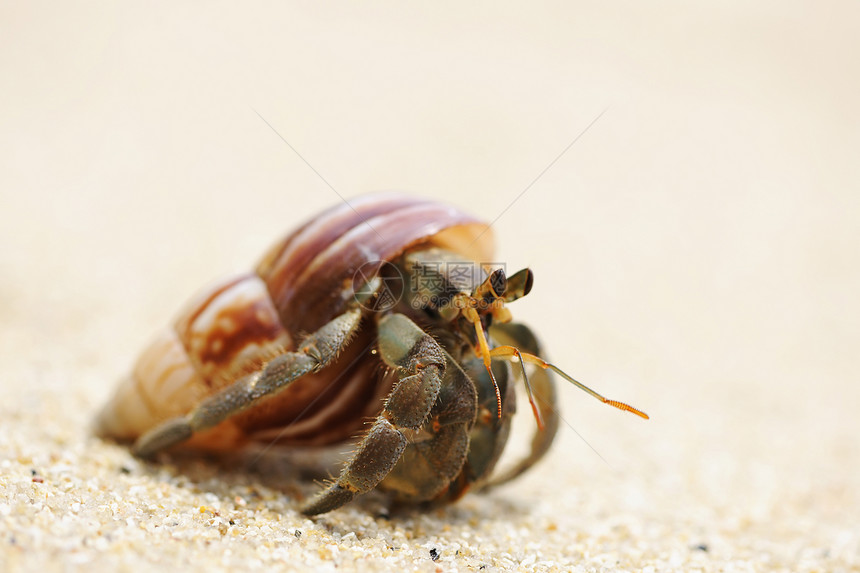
[2,3,859,571]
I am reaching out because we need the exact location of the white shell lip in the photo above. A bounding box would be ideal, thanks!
[93,327,206,440]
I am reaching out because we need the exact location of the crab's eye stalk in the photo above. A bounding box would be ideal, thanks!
[473,268,507,302]
[489,268,507,298]
[502,268,533,303]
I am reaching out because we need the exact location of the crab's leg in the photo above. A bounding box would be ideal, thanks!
[483,321,559,487]
[133,307,364,458]
[301,313,458,515]
[379,344,478,503]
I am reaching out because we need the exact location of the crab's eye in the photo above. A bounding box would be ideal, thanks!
[472,267,507,304]
[502,268,533,303]
[488,268,507,298]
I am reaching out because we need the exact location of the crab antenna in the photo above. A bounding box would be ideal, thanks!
[544,363,649,419]
[486,347,648,420]
[507,346,545,430]
[472,319,504,419]
[462,305,504,419]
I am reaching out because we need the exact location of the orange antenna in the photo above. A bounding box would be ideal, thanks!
[545,362,649,419]
[463,306,503,419]
[488,347,649,420]
[502,346,545,430]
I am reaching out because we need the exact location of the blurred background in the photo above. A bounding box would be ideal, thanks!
[1,1,858,569]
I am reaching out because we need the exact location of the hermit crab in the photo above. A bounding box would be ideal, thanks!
[95,193,647,515]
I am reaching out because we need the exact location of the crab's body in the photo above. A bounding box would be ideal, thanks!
[96,193,643,515]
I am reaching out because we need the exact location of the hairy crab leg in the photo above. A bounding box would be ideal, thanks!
[380,343,477,503]
[301,313,455,515]
[133,307,365,458]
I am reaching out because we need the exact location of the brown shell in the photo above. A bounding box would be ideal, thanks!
[95,193,494,451]
[257,193,494,335]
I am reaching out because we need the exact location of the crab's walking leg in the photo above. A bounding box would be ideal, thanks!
[484,321,559,487]
[380,345,478,502]
[301,313,453,515]
[133,307,364,458]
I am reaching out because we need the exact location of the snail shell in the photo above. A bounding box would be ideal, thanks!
[96,193,494,452]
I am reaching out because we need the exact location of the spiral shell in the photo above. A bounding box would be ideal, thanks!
[95,193,494,451]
